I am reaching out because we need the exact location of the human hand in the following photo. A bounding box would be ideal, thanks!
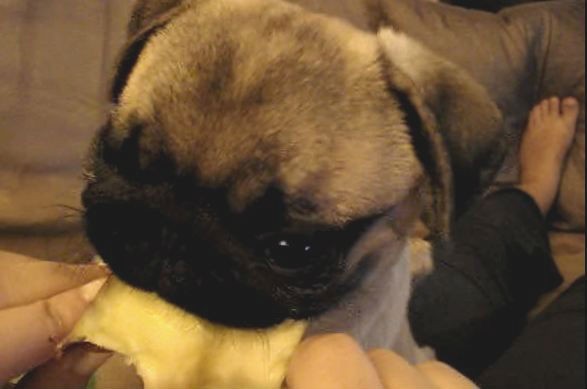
[286,333,477,389]
[0,250,112,388]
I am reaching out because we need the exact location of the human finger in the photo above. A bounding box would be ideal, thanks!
[285,333,384,389]
[13,342,112,389]
[367,348,438,389]
[417,361,478,389]
[0,251,109,309]
[0,278,107,383]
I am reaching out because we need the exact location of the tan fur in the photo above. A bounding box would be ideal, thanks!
[114,0,424,226]
[105,0,505,235]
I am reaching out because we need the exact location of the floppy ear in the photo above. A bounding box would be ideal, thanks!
[111,0,187,103]
[127,0,185,36]
[378,53,453,239]
[378,28,505,218]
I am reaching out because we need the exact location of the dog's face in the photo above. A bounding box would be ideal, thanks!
[82,0,501,328]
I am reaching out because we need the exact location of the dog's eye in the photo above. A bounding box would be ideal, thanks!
[261,234,326,270]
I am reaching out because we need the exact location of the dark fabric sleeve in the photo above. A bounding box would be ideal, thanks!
[477,276,585,389]
[409,188,563,377]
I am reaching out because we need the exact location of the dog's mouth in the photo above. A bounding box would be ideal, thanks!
[82,189,378,328]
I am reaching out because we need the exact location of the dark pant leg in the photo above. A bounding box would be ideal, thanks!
[409,189,563,377]
[477,275,585,389]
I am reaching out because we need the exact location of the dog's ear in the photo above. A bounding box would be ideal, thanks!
[379,56,453,239]
[111,0,187,103]
[127,0,186,36]
[378,28,504,221]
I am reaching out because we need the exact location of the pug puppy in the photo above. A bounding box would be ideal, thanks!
[82,0,503,360]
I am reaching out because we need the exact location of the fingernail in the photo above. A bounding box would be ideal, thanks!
[78,342,112,354]
[74,346,113,377]
[91,256,112,272]
[80,277,108,303]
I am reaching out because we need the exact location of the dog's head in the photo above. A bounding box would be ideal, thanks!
[82,0,501,328]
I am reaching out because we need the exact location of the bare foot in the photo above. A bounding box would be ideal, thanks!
[517,97,579,216]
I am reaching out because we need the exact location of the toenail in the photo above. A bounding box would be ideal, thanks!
[563,97,578,106]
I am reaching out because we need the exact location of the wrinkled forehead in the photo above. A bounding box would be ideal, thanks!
[117,1,363,113]
[111,0,423,225]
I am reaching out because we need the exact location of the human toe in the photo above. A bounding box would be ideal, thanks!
[529,103,541,125]
[548,97,560,114]
[561,97,580,127]
[539,98,550,115]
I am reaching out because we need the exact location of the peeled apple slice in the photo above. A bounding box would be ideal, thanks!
[69,276,307,389]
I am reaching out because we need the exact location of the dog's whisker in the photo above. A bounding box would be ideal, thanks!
[53,204,85,214]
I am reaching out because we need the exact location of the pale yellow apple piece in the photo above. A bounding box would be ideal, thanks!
[69,276,307,389]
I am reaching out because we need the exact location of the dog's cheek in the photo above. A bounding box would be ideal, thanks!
[343,218,403,278]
